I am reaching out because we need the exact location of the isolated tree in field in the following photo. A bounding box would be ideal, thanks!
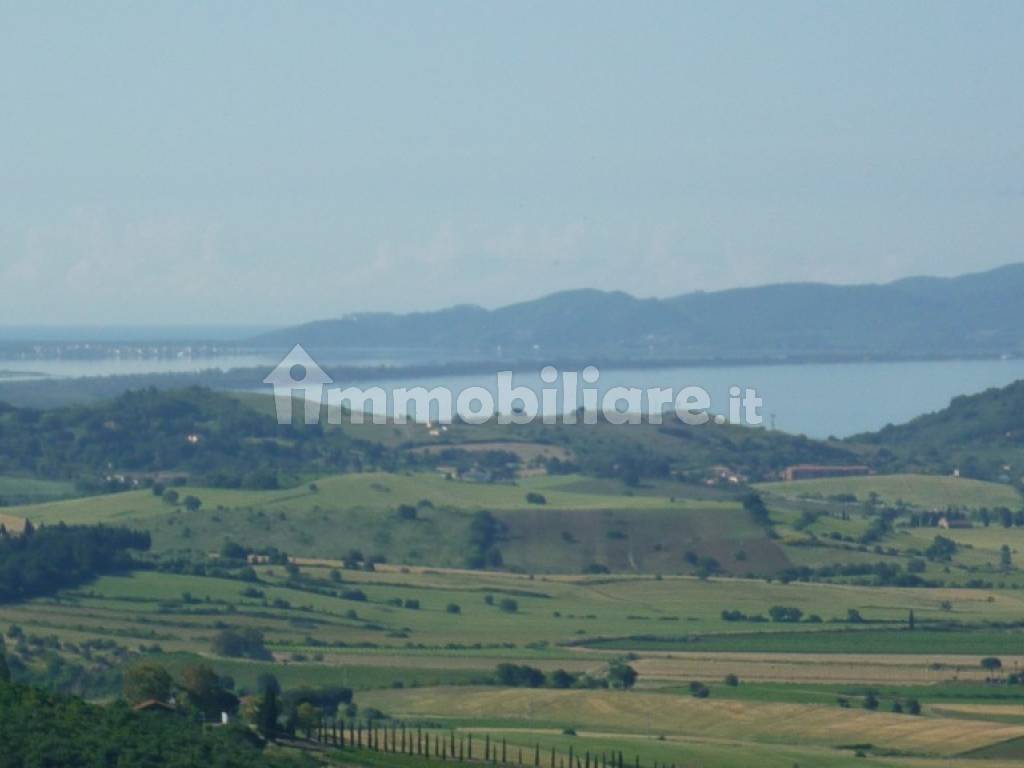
[688,681,710,698]
[906,699,922,715]
[211,627,271,659]
[499,598,519,613]
[162,489,179,505]
[863,693,879,710]
[446,603,461,614]
[1000,545,1012,570]
[724,674,739,687]
[925,535,957,561]
[908,609,915,630]
[183,495,202,512]
[607,660,638,689]
[123,664,173,704]
[981,657,1003,671]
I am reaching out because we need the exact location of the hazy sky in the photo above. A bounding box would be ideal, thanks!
[2,1,1022,325]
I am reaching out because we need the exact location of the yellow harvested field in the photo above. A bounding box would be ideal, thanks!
[360,686,1024,756]
[628,652,1024,685]
[0,513,26,533]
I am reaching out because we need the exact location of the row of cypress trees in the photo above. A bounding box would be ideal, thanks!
[307,719,673,768]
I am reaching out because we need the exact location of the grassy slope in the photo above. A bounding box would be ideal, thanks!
[0,474,76,504]
[755,473,1021,510]
[8,472,784,575]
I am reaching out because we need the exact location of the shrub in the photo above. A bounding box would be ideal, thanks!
[446,603,462,614]
[724,674,739,687]
[688,681,710,698]
[525,493,547,505]
[498,598,519,613]
[608,660,638,689]
[495,663,545,688]
[550,669,576,689]
[768,606,803,623]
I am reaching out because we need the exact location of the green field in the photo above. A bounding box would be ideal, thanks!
[7,556,1024,766]
[756,473,1022,510]
[585,628,1024,654]
[6,398,1024,768]
[0,474,76,504]
[11,473,689,527]
[6,472,784,575]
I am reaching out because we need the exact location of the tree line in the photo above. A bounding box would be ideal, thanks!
[0,523,150,603]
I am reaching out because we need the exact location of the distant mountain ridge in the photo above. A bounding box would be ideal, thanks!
[252,263,1024,362]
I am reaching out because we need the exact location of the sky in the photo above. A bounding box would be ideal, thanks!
[1,1,1023,326]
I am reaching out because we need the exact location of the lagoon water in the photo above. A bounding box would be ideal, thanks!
[3,355,1024,439]
[356,358,1024,439]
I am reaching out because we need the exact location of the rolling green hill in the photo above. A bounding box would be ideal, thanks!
[851,379,1024,481]
[755,474,1021,511]
[8,472,781,576]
